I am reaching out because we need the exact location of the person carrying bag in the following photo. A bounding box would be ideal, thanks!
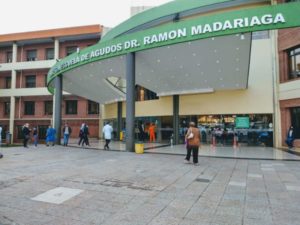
[184,122,201,165]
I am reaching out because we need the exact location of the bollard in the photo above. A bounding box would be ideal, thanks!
[211,135,216,147]
[233,135,239,149]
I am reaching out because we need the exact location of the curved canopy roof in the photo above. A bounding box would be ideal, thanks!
[47,1,300,104]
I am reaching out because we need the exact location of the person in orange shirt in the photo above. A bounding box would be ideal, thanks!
[149,123,156,142]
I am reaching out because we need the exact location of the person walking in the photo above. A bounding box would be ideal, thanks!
[22,123,31,148]
[46,125,56,146]
[285,126,295,150]
[149,123,156,142]
[138,121,145,142]
[78,123,89,147]
[103,122,113,150]
[63,123,72,146]
[33,127,38,147]
[185,122,201,166]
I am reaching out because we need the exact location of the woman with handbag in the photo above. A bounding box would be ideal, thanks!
[184,122,201,165]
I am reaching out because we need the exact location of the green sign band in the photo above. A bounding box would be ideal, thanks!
[47,2,300,93]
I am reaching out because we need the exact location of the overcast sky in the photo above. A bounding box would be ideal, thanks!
[0,0,172,35]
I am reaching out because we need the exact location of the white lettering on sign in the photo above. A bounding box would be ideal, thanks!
[144,28,187,45]
[49,12,287,77]
[191,13,285,35]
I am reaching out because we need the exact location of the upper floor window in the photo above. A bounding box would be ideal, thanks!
[44,101,53,115]
[27,49,37,61]
[288,46,300,79]
[66,46,78,56]
[88,100,99,114]
[25,75,36,88]
[46,48,54,60]
[6,51,12,63]
[5,77,11,89]
[44,74,48,87]
[135,85,159,101]
[24,101,35,115]
[291,107,300,138]
[65,100,77,114]
[4,102,10,115]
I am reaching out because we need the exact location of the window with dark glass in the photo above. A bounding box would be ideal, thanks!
[27,49,37,61]
[135,85,158,101]
[65,100,77,114]
[288,46,300,79]
[46,48,54,60]
[44,101,53,115]
[17,126,24,139]
[24,101,35,115]
[6,51,12,63]
[25,75,36,88]
[4,102,10,115]
[88,100,99,114]
[5,77,11,88]
[66,46,78,56]
[291,107,300,138]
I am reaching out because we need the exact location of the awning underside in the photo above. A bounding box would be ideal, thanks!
[56,33,251,103]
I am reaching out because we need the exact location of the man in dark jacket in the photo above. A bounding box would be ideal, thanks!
[22,123,31,148]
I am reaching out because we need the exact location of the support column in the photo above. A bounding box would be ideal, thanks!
[54,38,59,60]
[54,75,62,145]
[270,29,281,148]
[173,95,179,145]
[52,38,60,125]
[126,53,135,152]
[9,96,15,143]
[9,68,17,143]
[117,101,122,141]
[12,42,17,63]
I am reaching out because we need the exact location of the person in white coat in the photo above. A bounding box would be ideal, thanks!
[102,122,113,150]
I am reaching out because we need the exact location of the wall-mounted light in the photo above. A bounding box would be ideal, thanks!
[240,33,245,40]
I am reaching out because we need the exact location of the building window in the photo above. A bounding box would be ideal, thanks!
[24,101,35,115]
[288,46,300,79]
[5,77,11,89]
[4,102,10,115]
[17,126,24,139]
[25,75,36,88]
[88,100,99,114]
[291,107,300,138]
[27,49,37,61]
[44,74,48,87]
[135,85,159,101]
[6,51,12,63]
[65,100,77,114]
[46,48,54,60]
[44,101,53,115]
[66,46,78,56]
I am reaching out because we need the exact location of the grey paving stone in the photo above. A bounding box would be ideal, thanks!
[0,146,300,225]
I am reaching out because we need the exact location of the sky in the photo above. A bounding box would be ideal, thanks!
[0,0,173,35]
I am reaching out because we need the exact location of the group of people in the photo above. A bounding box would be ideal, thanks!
[137,122,156,142]
[20,123,72,148]
[17,121,114,150]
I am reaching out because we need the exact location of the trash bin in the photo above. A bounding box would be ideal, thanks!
[135,143,144,154]
[6,132,11,145]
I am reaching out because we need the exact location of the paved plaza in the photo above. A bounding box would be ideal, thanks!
[1,145,300,225]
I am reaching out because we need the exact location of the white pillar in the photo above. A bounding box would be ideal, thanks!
[54,38,59,60]
[270,29,281,148]
[12,42,17,63]
[9,42,18,143]
[52,38,60,124]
